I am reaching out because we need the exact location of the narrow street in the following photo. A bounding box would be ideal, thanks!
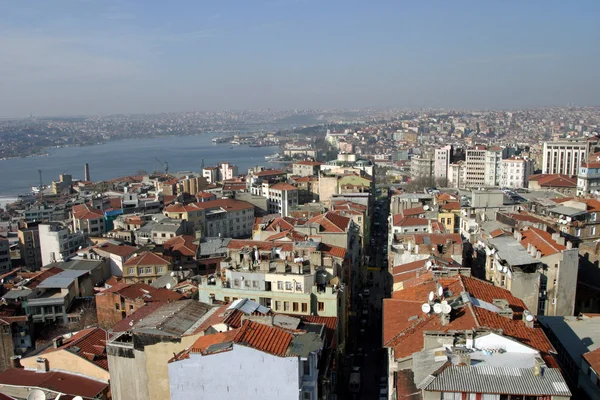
[341,194,390,399]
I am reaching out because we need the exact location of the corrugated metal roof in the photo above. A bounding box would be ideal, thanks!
[37,269,89,289]
[422,365,571,396]
[132,300,214,337]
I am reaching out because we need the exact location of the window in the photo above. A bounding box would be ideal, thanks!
[234,279,240,287]
[302,303,308,313]
[296,281,302,291]
[115,303,120,310]
[156,267,164,274]
[576,228,582,237]
[252,280,259,288]
[593,213,597,222]
[293,302,299,312]
[275,301,281,310]
[129,305,134,311]
[303,360,310,375]
[285,281,293,291]
[145,267,153,274]
[318,302,325,311]
[284,301,290,311]
[128,267,135,275]
[224,297,230,303]
[277,281,283,290]
[244,280,250,288]
[593,226,597,236]
[441,393,461,400]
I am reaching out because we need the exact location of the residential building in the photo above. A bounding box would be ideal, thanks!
[267,182,299,216]
[528,174,577,193]
[539,313,600,399]
[169,318,330,400]
[123,251,171,284]
[51,173,72,194]
[577,154,600,195]
[219,162,238,181]
[383,274,570,400]
[434,145,452,182]
[95,281,182,329]
[389,233,464,267]
[19,328,109,384]
[162,235,198,271]
[542,136,600,175]
[500,156,534,188]
[176,175,208,195]
[0,237,10,273]
[484,146,503,186]
[22,204,56,222]
[71,203,106,236]
[320,154,374,178]
[292,160,323,177]
[464,145,487,187]
[448,161,465,188]
[17,225,42,271]
[163,202,205,230]
[202,166,219,184]
[247,169,287,196]
[0,314,33,372]
[38,223,87,266]
[196,236,231,275]
[410,153,434,182]
[91,241,138,277]
[292,176,320,203]
[135,215,191,245]
[106,300,219,400]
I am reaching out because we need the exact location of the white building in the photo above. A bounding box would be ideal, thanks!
[39,223,87,266]
[199,199,255,238]
[0,237,10,273]
[578,157,600,195]
[465,146,503,187]
[219,162,238,181]
[500,157,534,188]
[542,136,600,175]
[202,166,219,184]
[484,147,503,186]
[168,319,324,400]
[434,145,452,182]
[267,182,299,216]
[448,162,465,188]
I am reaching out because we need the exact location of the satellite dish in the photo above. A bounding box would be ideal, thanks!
[426,261,433,269]
[421,303,431,314]
[170,272,175,277]
[433,303,443,314]
[73,397,84,400]
[423,205,430,211]
[560,215,565,220]
[442,303,452,315]
[166,283,172,289]
[525,313,534,322]
[566,216,572,222]
[437,286,444,297]
[27,389,46,400]
[503,266,508,273]
[428,291,435,302]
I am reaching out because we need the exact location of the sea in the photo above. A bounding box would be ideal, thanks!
[0,133,281,205]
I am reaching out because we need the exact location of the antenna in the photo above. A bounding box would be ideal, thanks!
[433,303,443,314]
[27,389,46,400]
[421,303,431,314]
[428,291,434,302]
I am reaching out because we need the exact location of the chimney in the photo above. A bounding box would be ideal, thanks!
[84,163,90,181]
[9,356,21,369]
[533,356,546,376]
[52,336,63,348]
[566,241,573,250]
[208,294,215,305]
[551,232,560,242]
[36,357,49,372]
[523,310,535,328]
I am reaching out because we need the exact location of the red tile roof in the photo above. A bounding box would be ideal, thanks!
[520,227,566,257]
[253,169,285,177]
[189,329,239,354]
[0,369,108,398]
[441,201,460,211]
[72,204,105,220]
[192,198,254,211]
[233,320,293,356]
[502,212,547,225]
[583,347,600,373]
[164,202,204,213]
[305,212,350,233]
[124,251,170,266]
[401,206,425,217]
[93,242,138,258]
[269,182,298,191]
[227,239,294,252]
[528,174,577,188]
[265,229,306,242]
[384,274,556,364]
[392,259,428,283]
[100,281,182,302]
[319,243,347,259]
[294,160,323,166]
[394,217,429,227]
[41,327,109,370]
[411,233,462,245]
[264,216,301,231]
[163,235,198,257]
[22,267,63,289]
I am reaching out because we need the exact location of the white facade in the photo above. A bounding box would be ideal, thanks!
[267,185,299,216]
[542,137,600,175]
[204,205,254,238]
[169,344,314,400]
[434,145,452,181]
[484,149,502,186]
[448,162,465,188]
[202,167,219,184]
[464,148,486,187]
[500,158,534,188]
[39,224,86,266]
[220,162,238,180]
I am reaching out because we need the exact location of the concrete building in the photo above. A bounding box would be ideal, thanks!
[123,251,171,284]
[464,146,487,187]
[51,173,72,194]
[18,225,42,271]
[0,315,33,372]
[292,160,323,177]
[448,161,465,188]
[500,156,534,188]
[38,223,87,267]
[71,203,106,236]
[267,182,299,216]
[577,156,600,195]
[219,162,238,181]
[169,319,328,400]
[434,145,452,182]
[542,136,600,176]
[410,154,434,182]
[247,169,287,196]
[106,300,219,400]
[484,147,503,186]
[0,237,10,274]
[202,166,219,184]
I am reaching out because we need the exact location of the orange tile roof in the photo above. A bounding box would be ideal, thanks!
[100,281,182,302]
[163,235,198,257]
[233,320,293,356]
[441,201,460,211]
[520,227,565,257]
[528,174,577,188]
[401,206,425,217]
[583,347,600,373]
[412,233,462,245]
[253,169,285,177]
[294,160,323,166]
[265,229,306,242]
[394,217,429,227]
[189,329,239,354]
[436,193,457,202]
[269,182,298,191]
[72,204,104,220]
[264,216,301,231]
[319,243,347,259]
[124,251,170,266]
[227,239,294,252]
[305,211,350,233]
[41,327,109,370]
[0,369,108,399]
[192,198,254,211]
[93,242,138,258]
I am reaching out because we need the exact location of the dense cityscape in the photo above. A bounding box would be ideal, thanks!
[0,104,599,399]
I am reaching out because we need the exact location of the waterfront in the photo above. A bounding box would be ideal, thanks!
[0,133,280,197]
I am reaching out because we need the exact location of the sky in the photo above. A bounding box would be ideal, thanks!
[1,0,599,117]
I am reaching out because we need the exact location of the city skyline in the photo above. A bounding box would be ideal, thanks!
[1,0,599,117]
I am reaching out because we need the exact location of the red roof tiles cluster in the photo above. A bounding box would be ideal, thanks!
[124,251,170,267]
[528,174,577,188]
[520,227,566,257]
[100,281,182,302]
[72,204,104,220]
[269,182,298,191]
[42,327,109,370]
[0,368,108,398]
[305,212,351,233]
[163,235,198,257]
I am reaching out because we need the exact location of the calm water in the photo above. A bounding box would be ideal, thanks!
[0,133,280,199]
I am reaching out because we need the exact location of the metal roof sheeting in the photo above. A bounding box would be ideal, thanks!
[421,365,571,396]
[37,269,89,289]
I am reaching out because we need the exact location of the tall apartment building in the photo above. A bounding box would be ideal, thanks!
[266,183,298,216]
[0,237,10,273]
[202,162,238,183]
[464,146,487,187]
[484,147,503,186]
[542,136,600,175]
[434,145,452,182]
[38,223,87,266]
[410,154,434,181]
[448,161,465,188]
[18,225,42,271]
[500,157,534,188]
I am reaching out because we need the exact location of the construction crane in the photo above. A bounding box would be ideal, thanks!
[154,157,169,175]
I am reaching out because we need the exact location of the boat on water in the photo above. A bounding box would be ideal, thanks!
[31,185,47,194]
[265,153,282,160]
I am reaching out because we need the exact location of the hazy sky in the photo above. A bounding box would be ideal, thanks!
[1,0,599,117]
